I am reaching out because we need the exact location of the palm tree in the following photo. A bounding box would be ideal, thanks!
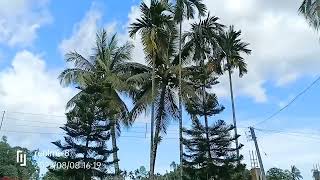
[290,166,303,180]
[129,1,200,177]
[126,41,198,179]
[217,26,251,160]
[174,1,206,178]
[129,0,173,178]
[59,30,133,176]
[299,0,320,30]
[183,14,224,162]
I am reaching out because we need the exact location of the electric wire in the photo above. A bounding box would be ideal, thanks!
[253,75,320,127]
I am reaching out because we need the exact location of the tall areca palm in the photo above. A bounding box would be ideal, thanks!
[183,15,224,164]
[174,1,206,178]
[299,0,320,30]
[59,30,133,176]
[129,0,173,178]
[129,1,199,177]
[217,26,251,160]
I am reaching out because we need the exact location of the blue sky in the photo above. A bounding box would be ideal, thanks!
[0,0,320,179]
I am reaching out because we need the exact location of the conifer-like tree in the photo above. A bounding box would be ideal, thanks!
[183,93,245,180]
[48,87,116,180]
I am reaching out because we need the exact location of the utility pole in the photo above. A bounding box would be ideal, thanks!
[249,127,266,180]
[0,111,5,131]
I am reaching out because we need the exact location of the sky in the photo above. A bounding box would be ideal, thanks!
[0,0,320,179]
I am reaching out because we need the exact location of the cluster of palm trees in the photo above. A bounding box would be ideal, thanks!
[59,0,251,178]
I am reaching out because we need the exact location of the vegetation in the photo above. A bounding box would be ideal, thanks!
[50,0,252,179]
[48,92,116,179]
[266,166,303,180]
[299,0,320,30]
[183,105,245,179]
[0,136,39,179]
[174,0,207,177]
[4,0,301,179]
[0,0,318,179]
[58,30,134,176]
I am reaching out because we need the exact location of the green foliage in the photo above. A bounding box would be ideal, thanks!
[182,119,245,180]
[48,92,116,179]
[290,165,303,180]
[0,136,39,179]
[267,168,291,180]
[217,25,251,77]
[174,0,207,22]
[42,171,60,180]
[266,166,303,180]
[59,30,135,175]
[299,0,320,30]
[128,0,202,175]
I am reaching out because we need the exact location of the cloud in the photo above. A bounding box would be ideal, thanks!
[239,127,320,179]
[123,5,147,65]
[0,0,52,47]
[0,50,77,174]
[59,6,117,58]
[204,0,320,102]
[0,50,76,145]
[124,0,320,103]
[0,50,75,114]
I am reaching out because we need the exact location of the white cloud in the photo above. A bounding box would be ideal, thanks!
[204,0,320,102]
[239,127,320,179]
[59,7,101,57]
[0,50,77,174]
[0,50,76,147]
[0,50,75,114]
[124,0,320,103]
[124,5,147,65]
[59,6,117,58]
[0,0,52,47]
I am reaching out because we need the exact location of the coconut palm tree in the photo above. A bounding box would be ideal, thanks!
[217,25,251,160]
[129,0,173,177]
[129,1,200,177]
[299,0,320,30]
[59,30,133,176]
[126,38,198,179]
[174,1,206,178]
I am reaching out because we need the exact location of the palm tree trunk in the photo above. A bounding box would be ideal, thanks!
[111,122,120,175]
[227,58,240,162]
[83,135,90,180]
[202,65,212,178]
[149,54,156,179]
[203,98,212,160]
[150,83,167,176]
[178,20,184,180]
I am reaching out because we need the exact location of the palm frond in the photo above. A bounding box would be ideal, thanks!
[65,52,95,71]
[299,0,320,30]
[174,0,207,22]
[111,42,134,69]
[58,68,93,87]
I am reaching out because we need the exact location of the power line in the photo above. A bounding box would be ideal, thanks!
[254,75,320,127]
[2,116,181,134]
[5,115,159,125]
[6,117,65,125]
[0,130,179,140]
[255,128,320,137]
[255,128,320,142]
[7,111,66,118]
